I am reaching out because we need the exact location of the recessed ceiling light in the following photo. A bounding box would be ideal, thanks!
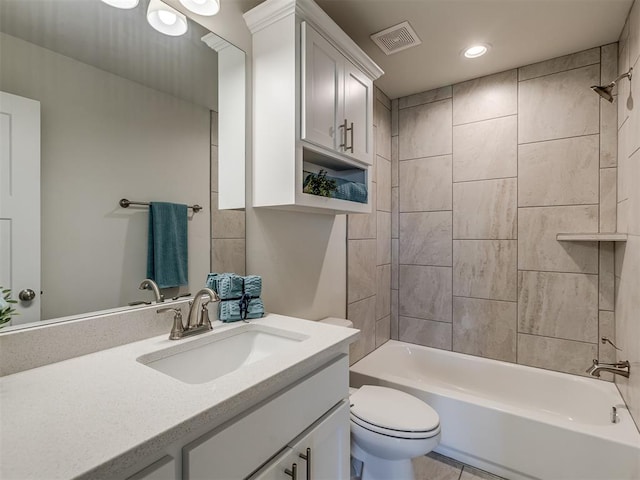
[463,44,490,59]
[179,0,220,16]
[100,0,139,9]
[147,0,188,36]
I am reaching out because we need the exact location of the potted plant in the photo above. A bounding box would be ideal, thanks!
[303,169,338,198]
[0,287,18,328]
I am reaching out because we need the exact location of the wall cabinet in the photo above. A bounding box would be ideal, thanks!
[244,0,383,214]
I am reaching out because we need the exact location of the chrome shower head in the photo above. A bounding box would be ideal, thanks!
[591,67,633,103]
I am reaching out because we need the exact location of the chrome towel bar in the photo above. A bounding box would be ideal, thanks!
[119,198,203,213]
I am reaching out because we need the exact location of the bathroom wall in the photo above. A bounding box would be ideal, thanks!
[615,0,640,427]
[391,46,619,377]
[347,88,392,363]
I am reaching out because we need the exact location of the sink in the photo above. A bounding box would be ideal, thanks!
[137,324,308,384]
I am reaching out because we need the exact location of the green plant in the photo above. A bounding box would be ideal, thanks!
[0,287,18,328]
[303,169,338,197]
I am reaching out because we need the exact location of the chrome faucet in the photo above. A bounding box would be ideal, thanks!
[186,288,219,330]
[139,279,164,303]
[586,359,630,378]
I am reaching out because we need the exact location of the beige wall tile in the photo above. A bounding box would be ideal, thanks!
[375,315,391,347]
[210,110,218,146]
[391,98,399,136]
[600,167,617,232]
[518,205,599,273]
[453,178,517,239]
[518,271,598,343]
[629,150,640,236]
[518,47,600,82]
[452,115,517,182]
[598,310,616,381]
[518,135,599,207]
[376,264,391,320]
[210,145,218,193]
[600,98,618,168]
[599,242,615,311]
[377,156,391,212]
[211,192,245,239]
[391,187,399,238]
[399,99,452,160]
[376,99,392,160]
[399,316,452,350]
[630,0,640,67]
[392,238,399,290]
[211,239,245,275]
[348,296,376,363]
[376,87,391,109]
[452,70,517,125]
[400,211,452,266]
[618,19,630,127]
[453,297,517,362]
[625,66,640,155]
[391,136,399,187]
[518,65,600,143]
[399,265,452,322]
[399,85,452,109]
[399,155,452,212]
[377,212,391,265]
[453,240,517,301]
[601,43,618,86]
[348,187,376,240]
[347,239,376,303]
[391,288,399,340]
[517,334,597,377]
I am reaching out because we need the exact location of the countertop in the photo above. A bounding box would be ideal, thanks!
[0,314,358,479]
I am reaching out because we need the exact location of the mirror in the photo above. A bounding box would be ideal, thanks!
[0,0,245,329]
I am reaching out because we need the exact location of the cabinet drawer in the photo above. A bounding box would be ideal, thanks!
[183,355,348,480]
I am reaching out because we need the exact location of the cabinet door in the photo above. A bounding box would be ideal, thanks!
[342,60,373,165]
[127,456,176,480]
[301,22,342,152]
[248,447,299,480]
[288,401,350,480]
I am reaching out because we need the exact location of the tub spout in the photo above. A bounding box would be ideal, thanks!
[586,359,630,378]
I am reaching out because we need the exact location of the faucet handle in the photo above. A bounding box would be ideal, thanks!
[157,307,184,340]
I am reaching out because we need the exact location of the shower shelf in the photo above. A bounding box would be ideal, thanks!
[556,233,628,241]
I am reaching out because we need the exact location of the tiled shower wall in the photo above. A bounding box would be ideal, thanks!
[616,0,640,427]
[210,111,246,275]
[390,46,619,377]
[347,88,392,363]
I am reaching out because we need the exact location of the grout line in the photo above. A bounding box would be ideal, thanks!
[453,295,517,304]
[398,314,452,324]
[517,203,599,209]
[452,238,517,241]
[517,331,598,346]
[399,209,453,214]
[517,132,599,147]
[398,153,452,163]
[517,268,598,276]
[453,176,518,185]
[452,113,517,128]
[517,61,601,83]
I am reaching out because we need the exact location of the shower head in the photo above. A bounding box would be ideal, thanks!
[591,67,633,103]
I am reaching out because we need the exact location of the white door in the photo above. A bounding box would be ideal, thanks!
[343,61,373,165]
[0,91,41,325]
[301,22,342,152]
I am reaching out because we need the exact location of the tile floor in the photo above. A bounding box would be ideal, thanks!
[412,452,507,480]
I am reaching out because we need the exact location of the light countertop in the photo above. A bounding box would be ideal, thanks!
[0,314,358,479]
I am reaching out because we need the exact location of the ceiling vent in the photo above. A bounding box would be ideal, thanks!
[370,21,422,55]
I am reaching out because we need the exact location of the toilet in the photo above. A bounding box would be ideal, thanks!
[319,318,441,480]
[349,385,441,480]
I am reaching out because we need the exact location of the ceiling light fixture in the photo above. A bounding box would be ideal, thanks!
[463,44,490,59]
[100,0,139,9]
[147,0,188,36]
[179,0,220,16]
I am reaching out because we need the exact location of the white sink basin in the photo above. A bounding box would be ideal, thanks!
[137,324,308,384]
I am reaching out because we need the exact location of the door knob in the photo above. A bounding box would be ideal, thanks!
[18,289,36,302]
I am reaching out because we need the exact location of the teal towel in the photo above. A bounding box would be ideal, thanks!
[243,275,262,298]
[218,300,243,322]
[245,298,264,319]
[147,202,188,288]
[206,273,243,300]
[334,182,368,204]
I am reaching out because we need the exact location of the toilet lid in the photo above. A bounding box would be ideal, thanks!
[350,385,439,433]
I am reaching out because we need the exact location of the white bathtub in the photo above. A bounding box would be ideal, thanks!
[350,340,640,480]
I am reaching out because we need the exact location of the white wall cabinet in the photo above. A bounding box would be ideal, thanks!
[244,0,383,214]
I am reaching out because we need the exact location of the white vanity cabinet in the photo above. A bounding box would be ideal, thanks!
[244,0,383,215]
[302,23,372,165]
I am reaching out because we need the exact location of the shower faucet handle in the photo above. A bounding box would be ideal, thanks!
[601,336,622,351]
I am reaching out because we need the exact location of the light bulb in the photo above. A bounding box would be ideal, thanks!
[147,0,188,36]
[158,9,177,25]
[100,0,139,9]
[178,0,219,16]
[463,44,489,59]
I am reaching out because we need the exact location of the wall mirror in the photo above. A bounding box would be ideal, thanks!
[0,0,246,330]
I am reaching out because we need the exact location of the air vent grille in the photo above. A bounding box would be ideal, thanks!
[370,21,422,55]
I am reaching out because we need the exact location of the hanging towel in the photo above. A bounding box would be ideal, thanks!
[146,202,188,288]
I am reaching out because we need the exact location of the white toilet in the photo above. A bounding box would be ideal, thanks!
[349,385,441,480]
[319,318,441,480]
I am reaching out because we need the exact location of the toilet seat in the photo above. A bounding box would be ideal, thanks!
[350,386,440,439]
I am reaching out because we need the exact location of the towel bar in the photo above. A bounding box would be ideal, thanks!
[119,198,202,213]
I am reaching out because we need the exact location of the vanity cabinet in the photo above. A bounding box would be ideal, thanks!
[244,0,383,215]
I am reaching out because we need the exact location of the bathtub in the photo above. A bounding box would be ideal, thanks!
[350,340,640,480]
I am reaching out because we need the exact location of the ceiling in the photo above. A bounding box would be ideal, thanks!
[240,0,633,99]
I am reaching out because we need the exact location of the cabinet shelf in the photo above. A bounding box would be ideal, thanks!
[556,233,628,241]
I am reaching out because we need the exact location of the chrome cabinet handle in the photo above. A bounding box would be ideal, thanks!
[346,122,354,153]
[338,119,348,150]
[299,448,311,480]
[284,463,297,479]
[18,289,36,302]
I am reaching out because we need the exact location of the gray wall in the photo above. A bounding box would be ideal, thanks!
[390,46,618,378]
[615,0,640,428]
[347,88,392,363]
